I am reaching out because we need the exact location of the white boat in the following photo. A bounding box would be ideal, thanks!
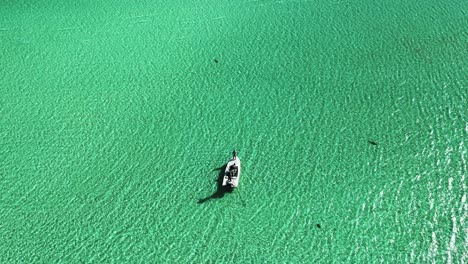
[222,151,241,188]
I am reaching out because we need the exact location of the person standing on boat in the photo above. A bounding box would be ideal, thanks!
[229,163,238,180]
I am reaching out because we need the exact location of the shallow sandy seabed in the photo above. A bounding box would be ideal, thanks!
[1,0,467,262]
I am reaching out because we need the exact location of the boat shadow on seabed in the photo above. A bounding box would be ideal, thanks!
[197,164,233,204]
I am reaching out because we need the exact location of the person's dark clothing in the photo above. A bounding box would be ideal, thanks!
[229,164,238,180]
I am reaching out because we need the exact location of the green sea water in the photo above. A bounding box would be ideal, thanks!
[1,0,467,262]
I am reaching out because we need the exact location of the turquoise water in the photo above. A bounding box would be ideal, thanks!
[1,0,467,262]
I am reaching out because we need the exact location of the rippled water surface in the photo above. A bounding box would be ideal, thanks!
[1,0,467,262]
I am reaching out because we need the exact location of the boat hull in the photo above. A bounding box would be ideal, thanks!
[222,157,241,188]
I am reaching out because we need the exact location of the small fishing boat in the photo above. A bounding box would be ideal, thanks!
[222,150,241,188]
